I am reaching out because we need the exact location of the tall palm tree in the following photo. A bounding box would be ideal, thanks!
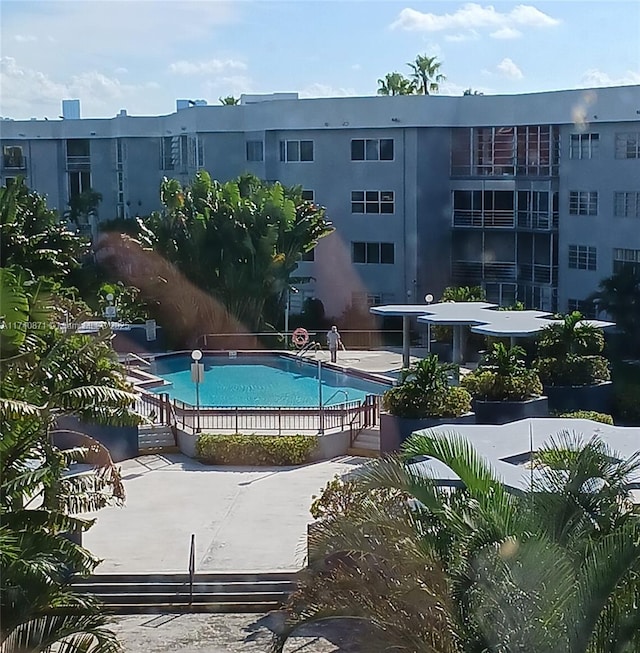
[537,311,604,358]
[219,95,240,105]
[407,54,446,95]
[376,72,415,96]
[273,431,640,652]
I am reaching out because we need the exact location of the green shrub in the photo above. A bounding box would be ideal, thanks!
[196,433,318,466]
[535,355,610,387]
[462,369,542,401]
[382,355,471,418]
[310,475,406,522]
[556,410,614,425]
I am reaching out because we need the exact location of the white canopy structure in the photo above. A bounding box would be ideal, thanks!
[371,302,616,367]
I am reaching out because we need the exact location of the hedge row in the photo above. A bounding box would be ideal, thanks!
[196,433,318,466]
[556,411,614,425]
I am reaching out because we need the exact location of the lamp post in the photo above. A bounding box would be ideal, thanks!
[425,293,434,353]
[191,349,204,433]
[284,286,298,347]
[104,293,117,325]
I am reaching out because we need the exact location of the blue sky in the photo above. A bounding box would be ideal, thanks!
[1,0,639,119]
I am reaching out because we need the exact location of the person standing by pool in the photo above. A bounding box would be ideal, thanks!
[327,325,342,363]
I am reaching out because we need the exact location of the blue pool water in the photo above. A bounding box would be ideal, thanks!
[150,355,390,407]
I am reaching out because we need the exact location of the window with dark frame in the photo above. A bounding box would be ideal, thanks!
[246,140,264,162]
[351,138,394,161]
[301,189,314,202]
[279,140,314,162]
[351,190,394,214]
[351,241,395,264]
[614,192,640,218]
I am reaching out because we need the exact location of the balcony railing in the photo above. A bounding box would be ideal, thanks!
[519,264,558,284]
[516,212,559,230]
[451,164,559,177]
[453,210,515,228]
[2,155,27,170]
[452,260,517,282]
[66,155,91,170]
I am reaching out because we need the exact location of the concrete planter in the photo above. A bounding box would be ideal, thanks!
[55,416,138,462]
[430,342,453,363]
[474,396,549,425]
[543,381,613,414]
[380,411,476,453]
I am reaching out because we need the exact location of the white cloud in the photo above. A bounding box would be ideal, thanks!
[491,27,522,39]
[299,83,357,99]
[497,58,524,80]
[168,59,247,76]
[580,68,640,88]
[15,35,37,42]
[391,3,559,38]
[351,64,362,71]
[0,57,162,117]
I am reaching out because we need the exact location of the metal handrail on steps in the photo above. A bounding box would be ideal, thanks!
[348,394,379,448]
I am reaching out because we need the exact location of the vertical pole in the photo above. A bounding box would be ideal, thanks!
[427,323,432,354]
[318,359,324,435]
[188,533,195,607]
[284,291,289,348]
[402,315,410,368]
[195,381,201,433]
[510,336,516,349]
[452,325,461,364]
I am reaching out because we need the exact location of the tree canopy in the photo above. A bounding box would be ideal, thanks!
[98,171,333,342]
[377,54,445,96]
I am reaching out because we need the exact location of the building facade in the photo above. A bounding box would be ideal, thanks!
[1,86,639,318]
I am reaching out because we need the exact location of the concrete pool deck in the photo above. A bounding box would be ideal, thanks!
[83,453,370,573]
[298,347,431,376]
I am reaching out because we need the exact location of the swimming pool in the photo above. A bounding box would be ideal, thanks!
[149,354,391,408]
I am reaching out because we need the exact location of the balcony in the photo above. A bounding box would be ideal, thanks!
[519,264,558,285]
[3,155,27,170]
[516,212,559,231]
[452,260,517,283]
[66,155,91,171]
[453,210,515,229]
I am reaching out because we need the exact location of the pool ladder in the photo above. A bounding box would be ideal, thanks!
[296,341,321,357]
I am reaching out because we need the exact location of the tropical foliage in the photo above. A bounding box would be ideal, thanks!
[1,267,138,652]
[462,342,542,401]
[274,430,640,653]
[383,355,471,418]
[377,54,445,95]
[97,172,333,343]
[535,312,610,387]
[0,179,88,284]
[589,266,640,356]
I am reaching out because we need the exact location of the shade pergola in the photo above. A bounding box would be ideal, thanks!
[372,302,616,367]
[369,304,450,367]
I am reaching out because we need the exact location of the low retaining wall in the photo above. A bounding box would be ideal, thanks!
[544,382,613,414]
[380,412,476,453]
[474,396,549,425]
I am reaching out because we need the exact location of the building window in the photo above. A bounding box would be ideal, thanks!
[246,140,263,162]
[568,245,597,270]
[613,248,640,274]
[614,192,640,217]
[160,135,188,171]
[3,145,25,169]
[352,241,395,264]
[301,189,314,202]
[569,133,599,159]
[279,140,314,162]
[569,191,598,216]
[615,133,640,159]
[351,138,394,161]
[68,170,91,198]
[567,299,597,318]
[301,248,315,261]
[351,190,394,214]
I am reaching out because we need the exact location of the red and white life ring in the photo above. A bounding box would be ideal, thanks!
[292,327,310,347]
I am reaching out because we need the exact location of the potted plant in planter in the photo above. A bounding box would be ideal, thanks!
[380,355,473,452]
[534,311,612,413]
[462,342,548,424]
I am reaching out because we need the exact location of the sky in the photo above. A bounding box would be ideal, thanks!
[1,0,639,119]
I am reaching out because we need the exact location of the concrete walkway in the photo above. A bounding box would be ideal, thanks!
[83,454,369,573]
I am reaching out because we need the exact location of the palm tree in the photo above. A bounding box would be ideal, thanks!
[407,54,446,95]
[538,311,604,358]
[274,431,640,652]
[219,96,240,105]
[590,266,640,354]
[376,72,415,96]
[1,269,139,651]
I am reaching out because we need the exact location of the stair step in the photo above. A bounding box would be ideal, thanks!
[347,447,379,458]
[78,582,296,594]
[100,601,282,615]
[86,592,289,604]
[75,572,297,583]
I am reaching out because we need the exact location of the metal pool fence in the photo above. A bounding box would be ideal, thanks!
[135,391,379,436]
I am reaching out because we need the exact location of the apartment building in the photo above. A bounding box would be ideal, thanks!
[1,85,639,317]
